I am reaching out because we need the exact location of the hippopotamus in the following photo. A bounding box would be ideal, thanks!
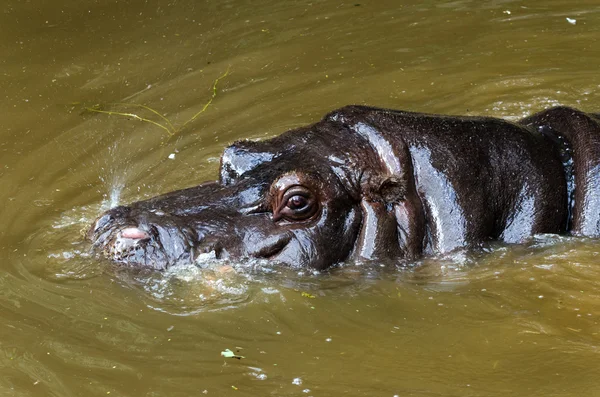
[87,105,600,270]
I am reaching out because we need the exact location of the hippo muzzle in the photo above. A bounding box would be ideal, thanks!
[89,105,600,270]
[88,199,204,268]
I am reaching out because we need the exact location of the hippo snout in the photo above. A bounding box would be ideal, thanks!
[88,206,201,269]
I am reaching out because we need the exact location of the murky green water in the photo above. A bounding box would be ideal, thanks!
[2,0,600,395]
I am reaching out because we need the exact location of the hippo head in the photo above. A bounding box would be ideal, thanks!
[88,112,426,270]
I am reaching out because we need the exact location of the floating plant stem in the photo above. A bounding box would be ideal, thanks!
[84,68,230,137]
[85,106,175,136]
[112,102,177,133]
[180,67,230,130]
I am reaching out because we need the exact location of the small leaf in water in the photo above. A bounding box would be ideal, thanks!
[301,292,316,299]
[221,349,245,359]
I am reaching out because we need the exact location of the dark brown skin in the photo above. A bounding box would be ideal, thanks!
[87,106,600,270]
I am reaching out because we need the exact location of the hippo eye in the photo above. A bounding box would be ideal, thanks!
[287,195,308,210]
[273,185,319,222]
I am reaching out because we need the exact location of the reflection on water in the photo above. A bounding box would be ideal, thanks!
[2,0,600,396]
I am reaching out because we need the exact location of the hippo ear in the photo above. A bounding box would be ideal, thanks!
[354,171,426,262]
[373,175,407,203]
[353,174,407,261]
[349,123,426,262]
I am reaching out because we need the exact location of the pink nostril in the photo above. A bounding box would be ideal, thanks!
[121,227,149,240]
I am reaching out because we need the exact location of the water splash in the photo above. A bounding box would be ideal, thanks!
[108,178,124,209]
[97,172,125,211]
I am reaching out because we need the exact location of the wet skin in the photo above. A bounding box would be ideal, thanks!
[88,106,600,270]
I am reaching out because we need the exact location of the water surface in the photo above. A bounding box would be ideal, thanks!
[2,0,600,396]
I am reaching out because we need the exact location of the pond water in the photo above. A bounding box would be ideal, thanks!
[2,0,600,395]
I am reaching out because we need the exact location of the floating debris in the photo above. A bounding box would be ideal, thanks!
[221,348,245,359]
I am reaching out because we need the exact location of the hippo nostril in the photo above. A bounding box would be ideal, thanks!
[121,227,150,240]
[88,213,115,242]
[92,213,113,233]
